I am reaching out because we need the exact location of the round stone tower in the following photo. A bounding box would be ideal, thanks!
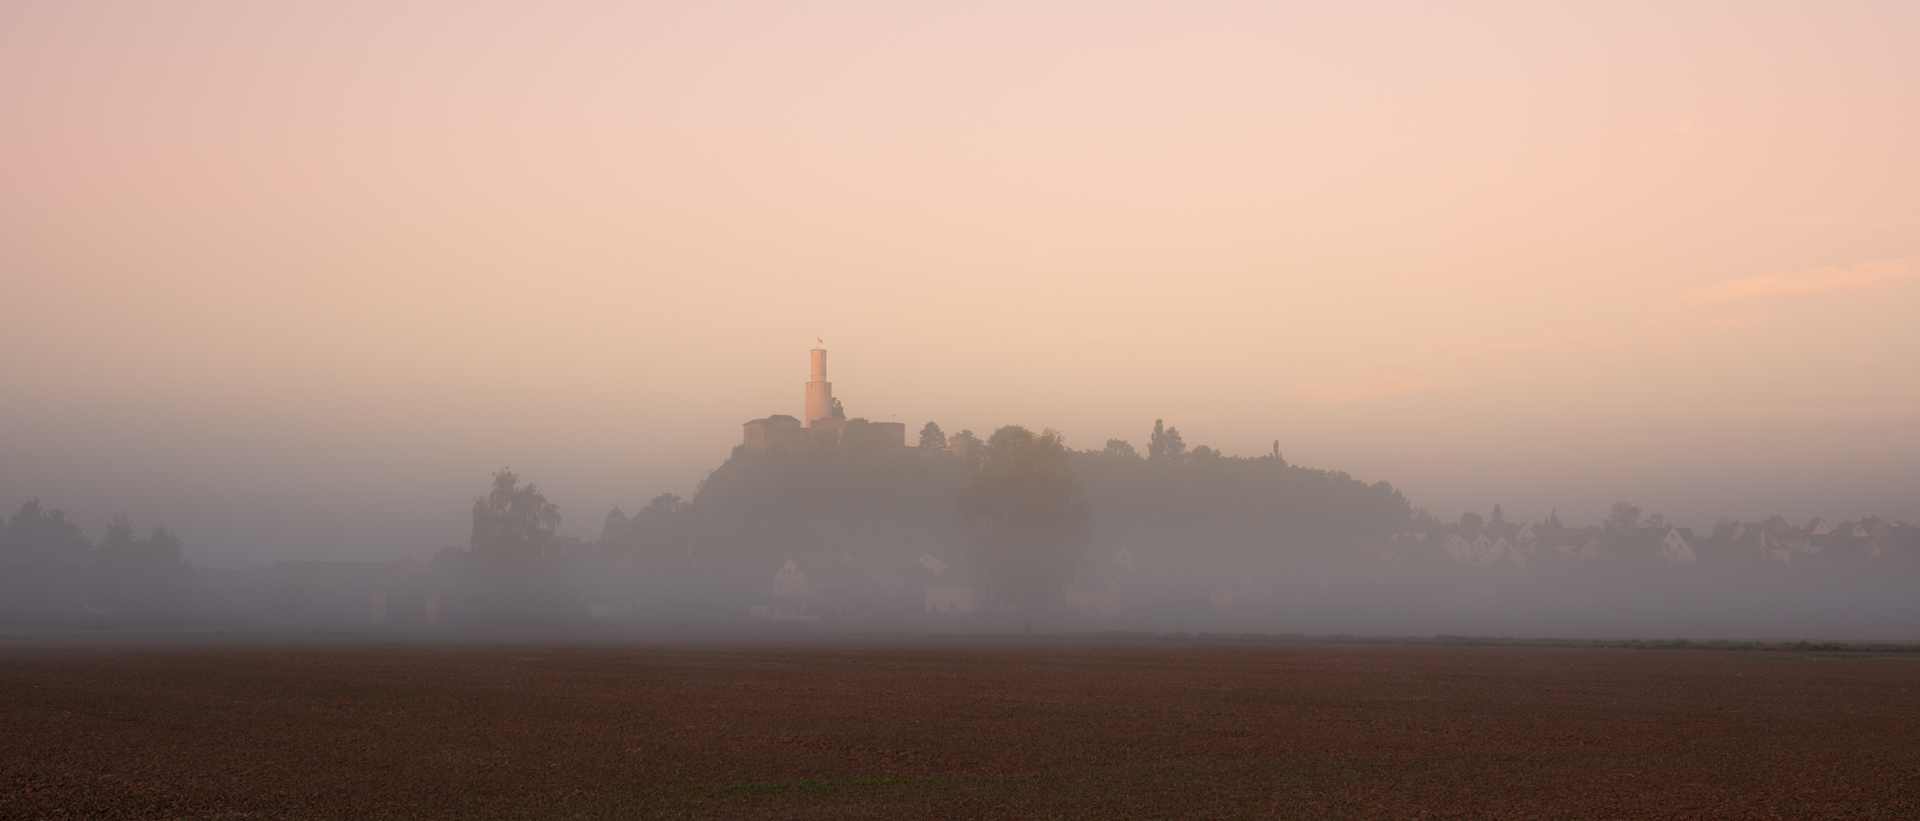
[805,348,833,426]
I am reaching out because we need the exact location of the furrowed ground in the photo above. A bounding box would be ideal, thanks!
[2,639,1918,819]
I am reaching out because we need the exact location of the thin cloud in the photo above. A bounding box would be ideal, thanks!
[1680,256,1920,305]
[1297,374,1441,405]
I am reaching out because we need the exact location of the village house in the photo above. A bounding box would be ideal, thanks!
[1656,526,1697,565]
[1721,523,1797,563]
[1542,527,1603,559]
[749,559,821,622]
[1435,529,1526,567]
[1511,522,1537,551]
[1758,529,1792,563]
[774,559,809,598]
[1471,533,1525,568]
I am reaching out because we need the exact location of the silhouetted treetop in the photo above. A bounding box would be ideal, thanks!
[89,513,191,617]
[1072,421,1414,544]
[949,429,982,469]
[1147,419,1186,464]
[438,470,571,627]
[0,500,93,619]
[1603,502,1642,533]
[470,469,560,561]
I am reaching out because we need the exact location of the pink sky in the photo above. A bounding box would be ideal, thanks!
[2,2,1916,563]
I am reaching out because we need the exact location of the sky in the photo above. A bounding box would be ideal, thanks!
[2,1,1916,566]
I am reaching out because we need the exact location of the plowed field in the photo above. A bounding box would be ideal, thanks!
[3,639,1918,818]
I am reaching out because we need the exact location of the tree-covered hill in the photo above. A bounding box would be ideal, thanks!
[602,422,1414,569]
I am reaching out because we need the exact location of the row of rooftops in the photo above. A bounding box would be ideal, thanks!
[1722,515,1913,557]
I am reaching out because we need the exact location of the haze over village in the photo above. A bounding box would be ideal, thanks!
[4,343,1915,639]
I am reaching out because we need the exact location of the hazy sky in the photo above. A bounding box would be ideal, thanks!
[3,2,1916,565]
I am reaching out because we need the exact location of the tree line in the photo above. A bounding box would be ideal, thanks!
[1,418,1420,628]
[0,500,193,624]
[585,418,1414,622]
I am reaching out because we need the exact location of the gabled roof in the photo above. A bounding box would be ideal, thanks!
[1474,537,1523,568]
[1658,526,1697,564]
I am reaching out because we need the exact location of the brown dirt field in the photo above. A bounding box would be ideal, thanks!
[2,640,1918,819]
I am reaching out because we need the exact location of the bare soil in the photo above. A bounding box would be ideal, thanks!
[3,638,1918,819]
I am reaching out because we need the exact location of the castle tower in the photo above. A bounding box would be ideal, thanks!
[804,348,833,426]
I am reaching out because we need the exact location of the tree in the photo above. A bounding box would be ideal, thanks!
[919,421,947,451]
[0,500,93,620]
[1491,504,1505,523]
[442,469,571,625]
[1412,508,1442,530]
[1146,420,1185,464]
[1603,502,1642,533]
[1544,508,1563,529]
[639,492,684,517]
[470,469,561,564]
[692,438,970,565]
[88,513,192,620]
[597,492,691,564]
[1459,512,1485,531]
[948,429,982,469]
[830,397,846,420]
[1101,439,1140,460]
[956,426,1091,628]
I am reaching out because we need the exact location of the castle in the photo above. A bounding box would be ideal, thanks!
[742,347,907,452]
